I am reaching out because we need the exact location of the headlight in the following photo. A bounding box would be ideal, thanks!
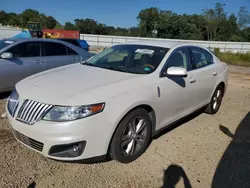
[42,103,105,122]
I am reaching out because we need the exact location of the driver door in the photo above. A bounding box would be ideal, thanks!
[157,47,196,129]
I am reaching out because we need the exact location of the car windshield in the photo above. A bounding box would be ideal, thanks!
[83,45,169,74]
[0,40,15,50]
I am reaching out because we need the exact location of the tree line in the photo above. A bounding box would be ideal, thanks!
[0,3,250,42]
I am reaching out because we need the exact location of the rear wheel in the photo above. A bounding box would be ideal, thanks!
[205,85,224,114]
[110,108,152,163]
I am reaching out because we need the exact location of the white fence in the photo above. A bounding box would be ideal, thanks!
[80,34,250,53]
[0,27,21,39]
[1,28,250,53]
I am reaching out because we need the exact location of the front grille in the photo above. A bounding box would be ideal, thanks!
[13,130,44,152]
[7,89,19,117]
[16,100,53,125]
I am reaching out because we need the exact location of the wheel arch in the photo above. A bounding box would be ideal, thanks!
[216,82,226,96]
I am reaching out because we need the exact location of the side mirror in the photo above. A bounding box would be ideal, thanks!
[166,67,187,77]
[1,52,13,59]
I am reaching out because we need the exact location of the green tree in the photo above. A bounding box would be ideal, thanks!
[21,9,40,26]
[7,13,21,26]
[137,7,160,37]
[238,6,250,29]
[55,22,64,29]
[46,16,57,29]
[129,27,139,37]
[203,3,226,41]
[64,22,76,30]
[241,27,250,41]
[0,11,8,25]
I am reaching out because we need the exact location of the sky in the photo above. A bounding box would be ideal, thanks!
[2,0,250,28]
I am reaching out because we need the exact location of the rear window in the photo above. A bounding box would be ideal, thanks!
[43,42,67,56]
[191,48,214,69]
[58,39,80,47]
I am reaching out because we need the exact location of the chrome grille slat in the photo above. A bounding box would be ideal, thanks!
[16,100,53,125]
[20,100,31,119]
[17,100,27,118]
[36,104,49,120]
[31,103,46,123]
[13,130,44,152]
[23,100,35,120]
[28,102,40,122]
[26,101,39,122]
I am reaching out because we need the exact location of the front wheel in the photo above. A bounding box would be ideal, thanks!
[110,108,152,163]
[205,85,224,114]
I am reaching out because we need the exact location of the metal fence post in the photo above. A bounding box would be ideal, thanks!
[112,37,113,46]
[97,36,99,47]
[224,43,226,52]
[241,44,244,53]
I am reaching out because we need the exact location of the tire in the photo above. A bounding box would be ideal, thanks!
[205,85,224,114]
[110,108,152,163]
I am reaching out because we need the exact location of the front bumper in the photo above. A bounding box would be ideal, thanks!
[7,109,113,161]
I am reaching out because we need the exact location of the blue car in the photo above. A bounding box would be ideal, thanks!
[57,38,89,52]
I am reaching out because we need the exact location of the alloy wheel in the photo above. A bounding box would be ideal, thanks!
[121,117,148,156]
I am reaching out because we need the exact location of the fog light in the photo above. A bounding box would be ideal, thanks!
[49,141,86,158]
[73,145,79,152]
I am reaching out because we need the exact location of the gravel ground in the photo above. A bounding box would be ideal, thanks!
[0,71,250,188]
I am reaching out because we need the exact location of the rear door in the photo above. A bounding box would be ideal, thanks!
[0,41,43,90]
[42,41,80,70]
[188,47,217,108]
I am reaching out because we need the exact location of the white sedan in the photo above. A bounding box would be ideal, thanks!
[6,41,228,163]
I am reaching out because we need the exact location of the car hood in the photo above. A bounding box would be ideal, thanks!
[16,64,143,105]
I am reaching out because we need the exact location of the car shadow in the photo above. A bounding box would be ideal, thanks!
[212,112,250,188]
[0,91,11,100]
[27,181,36,188]
[162,164,192,188]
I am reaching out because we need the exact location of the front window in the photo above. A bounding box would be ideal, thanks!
[8,42,41,58]
[83,45,169,74]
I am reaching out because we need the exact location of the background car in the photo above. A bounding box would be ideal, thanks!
[0,38,92,92]
[56,38,90,51]
[7,41,228,163]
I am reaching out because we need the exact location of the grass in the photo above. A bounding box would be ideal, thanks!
[214,48,250,67]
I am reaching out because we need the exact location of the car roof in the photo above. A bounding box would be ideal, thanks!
[120,40,207,50]
[3,38,72,43]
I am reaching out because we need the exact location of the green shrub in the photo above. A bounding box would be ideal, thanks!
[214,48,250,67]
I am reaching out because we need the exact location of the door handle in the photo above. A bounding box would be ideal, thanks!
[189,77,196,83]
[35,60,44,64]
[73,57,80,62]
[213,72,218,76]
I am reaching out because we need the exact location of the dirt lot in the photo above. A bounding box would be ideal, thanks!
[0,70,250,188]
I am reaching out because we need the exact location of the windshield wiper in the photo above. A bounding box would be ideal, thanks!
[103,66,126,73]
[81,61,100,67]
[81,62,126,73]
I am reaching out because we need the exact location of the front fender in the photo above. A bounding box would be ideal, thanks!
[103,85,159,148]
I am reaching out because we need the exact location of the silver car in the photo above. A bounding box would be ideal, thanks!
[0,38,92,92]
